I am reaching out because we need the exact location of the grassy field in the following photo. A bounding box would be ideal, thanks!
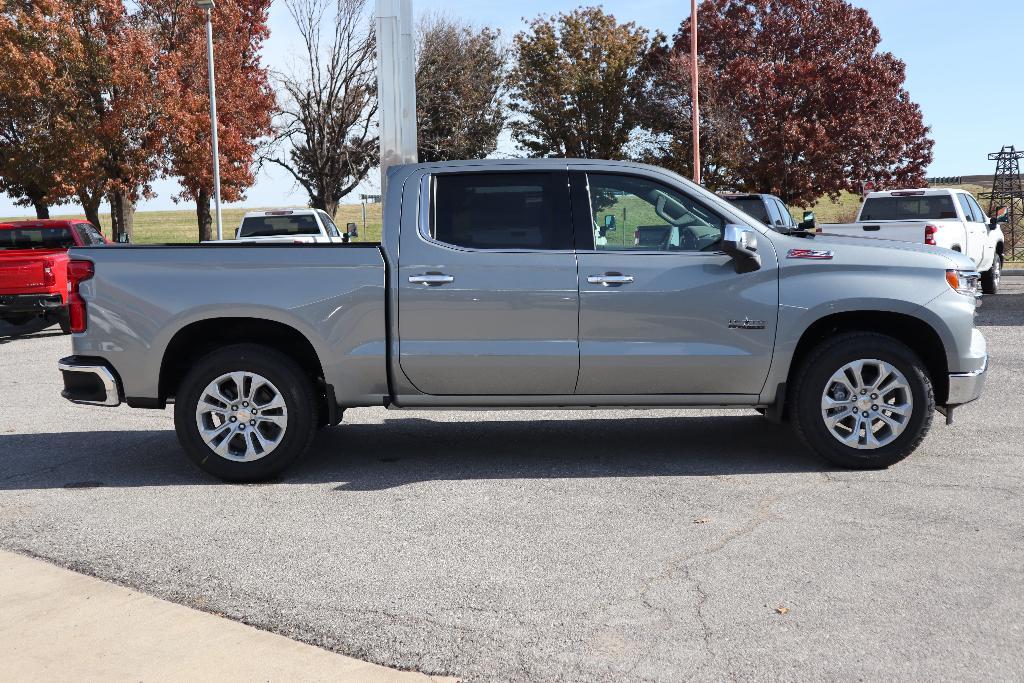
[2,203,384,244]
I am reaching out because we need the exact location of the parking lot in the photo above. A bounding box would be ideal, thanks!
[0,281,1022,682]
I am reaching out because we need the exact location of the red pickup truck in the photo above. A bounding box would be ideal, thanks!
[0,219,109,334]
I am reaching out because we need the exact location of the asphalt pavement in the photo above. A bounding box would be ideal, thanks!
[1,282,1022,681]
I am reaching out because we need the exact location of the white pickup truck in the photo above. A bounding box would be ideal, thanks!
[229,209,357,244]
[826,189,1006,293]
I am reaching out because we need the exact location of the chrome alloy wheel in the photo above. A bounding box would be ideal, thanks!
[194,371,289,462]
[820,359,913,450]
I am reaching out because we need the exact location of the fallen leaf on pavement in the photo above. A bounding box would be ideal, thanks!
[693,517,712,524]
[776,606,789,615]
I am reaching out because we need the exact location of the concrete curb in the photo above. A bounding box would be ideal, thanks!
[0,550,456,682]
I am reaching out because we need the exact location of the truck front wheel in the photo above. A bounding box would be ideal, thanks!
[174,344,319,482]
[791,333,934,469]
[981,253,1001,295]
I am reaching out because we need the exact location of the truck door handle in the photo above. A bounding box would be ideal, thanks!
[587,273,635,286]
[409,273,454,286]
[862,225,880,232]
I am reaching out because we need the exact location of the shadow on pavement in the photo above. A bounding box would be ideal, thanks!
[0,319,62,342]
[0,414,830,491]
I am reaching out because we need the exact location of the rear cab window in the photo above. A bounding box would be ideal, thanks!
[429,172,573,250]
[238,213,321,238]
[860,194,958,221]
[0,226,75,249]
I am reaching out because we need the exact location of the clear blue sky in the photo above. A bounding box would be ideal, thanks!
[3,0,1020,217]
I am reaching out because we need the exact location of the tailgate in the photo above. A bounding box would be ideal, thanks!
[823,221,925,242]
[0,258,47,292]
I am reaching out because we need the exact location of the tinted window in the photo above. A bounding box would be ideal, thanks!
[956,195,974,222]
[965,194,987,223]
[318,211,341,237]
[860,195,958,221]
[586,173,724,252]
[430,172,571,250]
[724,196,771,223]
[764,197,784,226]
[238,214,320,237]
[76,223,104,245]
[773,198,795,226]
[0,227,75,250]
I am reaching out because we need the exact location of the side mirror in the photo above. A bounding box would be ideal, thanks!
[991,206,1009,228]
[603,214,617,232]
[799,210,817,231]
[116,232,131,244]
[346,222,359,239]
[722,224,762,274]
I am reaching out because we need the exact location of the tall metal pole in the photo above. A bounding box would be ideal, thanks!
[690,0,701,185]
[203,6,223,240]
[376,0,418,197]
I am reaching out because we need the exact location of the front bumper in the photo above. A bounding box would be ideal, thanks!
[58,357,122,407]
[947,354,987,406]
[0,293,63,314]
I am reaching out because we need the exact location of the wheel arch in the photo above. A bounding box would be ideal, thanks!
[785,310,949,408]
[159,317,327,407]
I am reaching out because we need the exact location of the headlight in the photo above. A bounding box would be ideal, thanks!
[946,269,981,300]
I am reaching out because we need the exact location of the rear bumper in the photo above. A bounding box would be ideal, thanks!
[58,357,122,407]
[0,293,63,314]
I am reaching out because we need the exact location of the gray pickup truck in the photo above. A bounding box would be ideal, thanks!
[57,159,988,481]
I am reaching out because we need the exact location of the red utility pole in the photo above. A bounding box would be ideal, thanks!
[690,0,701,185]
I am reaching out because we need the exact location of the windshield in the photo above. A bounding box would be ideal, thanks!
[860,195,957,221]
[238,214,319,238]
[723,197,771,223]
[0,226,75,250]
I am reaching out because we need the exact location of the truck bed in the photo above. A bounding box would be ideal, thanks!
[69,243,390,407]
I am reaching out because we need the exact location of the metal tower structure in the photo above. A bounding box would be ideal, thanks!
[980,145,1024,262]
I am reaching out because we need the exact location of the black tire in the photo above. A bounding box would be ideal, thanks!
[791,332,934,469]
[56,309,72,335]
[981,252,1001,295]
[174,343,319,482]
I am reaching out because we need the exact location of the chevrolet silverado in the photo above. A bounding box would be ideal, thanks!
[57,160,988,481]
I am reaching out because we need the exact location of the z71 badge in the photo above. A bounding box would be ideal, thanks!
[787,248,834,259]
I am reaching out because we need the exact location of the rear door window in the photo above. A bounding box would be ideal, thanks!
[318,211,341,238]
[429,172,572,250]
[965,194,987,223]
[76,223,105,245]
[860,195,958,221]
[773,198,795,227]
[238,214,321,237]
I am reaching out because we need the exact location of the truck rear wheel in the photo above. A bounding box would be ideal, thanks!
[174,344,319,482]
[791,333,934,469]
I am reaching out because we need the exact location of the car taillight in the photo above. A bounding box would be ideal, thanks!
[42,260,55,286]
[924,224,938,246]
[67,259,94,333]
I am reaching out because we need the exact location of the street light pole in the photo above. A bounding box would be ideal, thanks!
[690,0,701,185]
[196,0,223,240]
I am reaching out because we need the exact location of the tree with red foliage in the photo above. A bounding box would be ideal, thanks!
[646,0,933,205]
[140,0,274,241]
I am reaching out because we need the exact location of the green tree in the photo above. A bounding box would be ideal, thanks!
[509,7,662,159]
[416,16,507,162]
